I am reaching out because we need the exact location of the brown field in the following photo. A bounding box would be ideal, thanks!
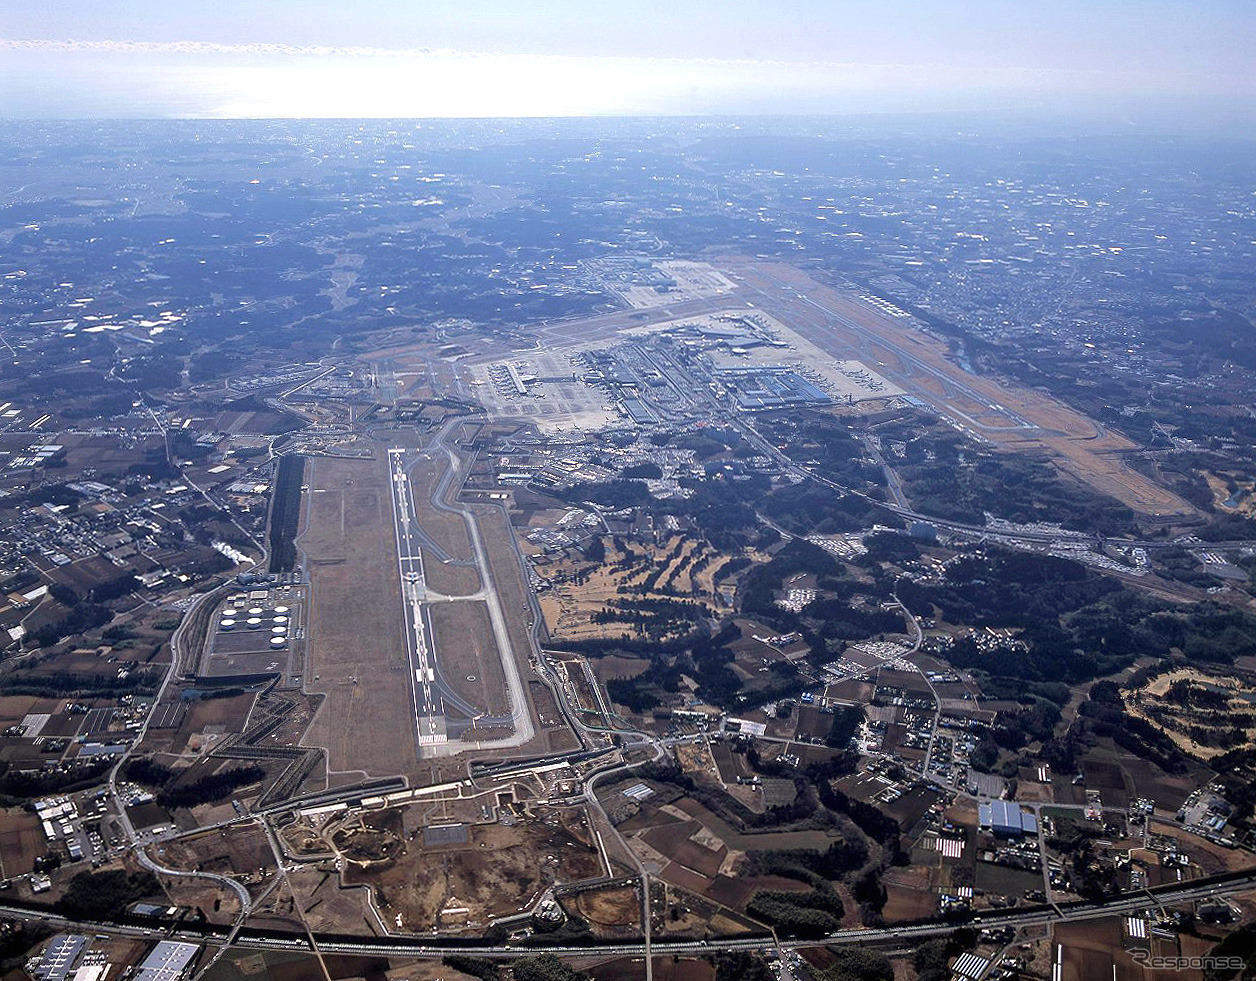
[569,884,640,929]
[0,808,45,878]
[1148,817,1252,876]
[155,822,277,895]
[881,879,938,923]
[427,601,509,718]
[423,557,482,598]
[589,957,714,981]
[299,454,417,777]
[593,655,651,686]
[1117,754,1212,812]
[721,259,1191,517]
[1053,917,1195,981]
[705,874,809,911]
[158,875,245,924]
[642,821,727,878]
[536,534,730,642]
[0,695,55,727]
[620,796,842,855]
[1124,667,1256,760]
[47,555,131,594]
[279,865,376,935]
[528,681,577,750]
[165,691,257,755]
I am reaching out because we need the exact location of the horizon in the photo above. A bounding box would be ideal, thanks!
[1,1,1254,124]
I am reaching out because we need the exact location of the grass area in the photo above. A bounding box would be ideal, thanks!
[268,453,306,573]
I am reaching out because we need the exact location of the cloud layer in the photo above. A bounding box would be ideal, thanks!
[1,35,1251,119]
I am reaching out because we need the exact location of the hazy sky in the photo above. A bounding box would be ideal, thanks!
[2,0,1254,119]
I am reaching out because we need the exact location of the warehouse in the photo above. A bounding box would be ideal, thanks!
[979,800,1038,837]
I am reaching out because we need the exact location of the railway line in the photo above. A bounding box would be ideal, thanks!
[6,865,1255,961]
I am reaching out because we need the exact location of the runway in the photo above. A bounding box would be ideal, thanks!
[387,436,536,755]
[387,448,448,749]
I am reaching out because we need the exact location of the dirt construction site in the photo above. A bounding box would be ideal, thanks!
[278,802,606,933]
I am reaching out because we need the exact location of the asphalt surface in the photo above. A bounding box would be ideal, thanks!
[6,866,1256,959]
[387,445,450,748]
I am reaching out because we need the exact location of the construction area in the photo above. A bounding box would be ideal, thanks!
[275,798,607,934]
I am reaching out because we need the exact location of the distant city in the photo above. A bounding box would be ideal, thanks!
[0,118,1255,981]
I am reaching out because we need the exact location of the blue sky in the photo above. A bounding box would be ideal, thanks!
[2,0,1253,118]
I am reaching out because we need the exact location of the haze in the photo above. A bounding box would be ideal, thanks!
[2,0,1254,121]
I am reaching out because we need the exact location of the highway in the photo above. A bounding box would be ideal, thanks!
[5,866,1255,961]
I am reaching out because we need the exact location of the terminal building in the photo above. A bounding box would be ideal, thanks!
[713,366,833,411]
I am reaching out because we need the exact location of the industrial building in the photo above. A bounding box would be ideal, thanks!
[133,941,200,981]
[197,584,307,686]
[31,935,88,981]
[979,800,1038,837]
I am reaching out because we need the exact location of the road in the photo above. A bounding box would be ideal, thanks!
[583,741,668,981]
[132,843,253,979]
[8,865,1255,960]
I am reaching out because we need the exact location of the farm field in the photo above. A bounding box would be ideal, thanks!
[564,884,641,936]
[0,807,45,878]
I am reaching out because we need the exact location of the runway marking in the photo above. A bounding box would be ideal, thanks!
[387,448,447,750]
